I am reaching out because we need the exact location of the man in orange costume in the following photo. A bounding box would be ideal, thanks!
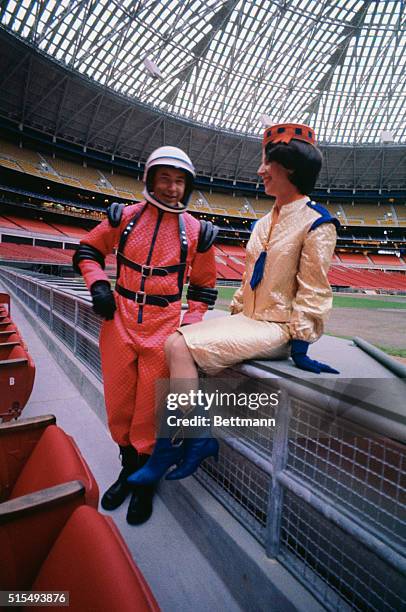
[73,146,217,524]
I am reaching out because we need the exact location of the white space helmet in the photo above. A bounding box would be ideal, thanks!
[142,146,196,213]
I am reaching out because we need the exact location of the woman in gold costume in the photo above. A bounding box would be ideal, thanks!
[128,122,340,485]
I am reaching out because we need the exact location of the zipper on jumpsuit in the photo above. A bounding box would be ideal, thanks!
[137,210,164,324]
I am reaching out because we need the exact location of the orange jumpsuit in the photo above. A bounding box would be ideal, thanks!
[78,201,217,454]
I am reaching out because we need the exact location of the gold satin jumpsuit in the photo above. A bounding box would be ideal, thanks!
[179,196,337,375]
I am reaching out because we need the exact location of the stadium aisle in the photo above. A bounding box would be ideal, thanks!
[1,282,242,612]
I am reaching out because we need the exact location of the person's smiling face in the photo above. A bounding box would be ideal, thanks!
[257,152,293,198]
[152,167,186,206]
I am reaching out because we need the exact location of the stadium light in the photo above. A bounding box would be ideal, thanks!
[143,57,163,79]
[380,130,394,143]
[259,114,273,127]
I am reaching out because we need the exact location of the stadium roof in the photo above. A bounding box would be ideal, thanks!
[1,0,405,146]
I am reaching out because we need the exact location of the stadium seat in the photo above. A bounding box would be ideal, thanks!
[0,244,74,264]
[0,293,11,316]
[0,503,160,611]
[369,254,403,266]
[0,333,35,421]
[328,265,406,290]
[0,480,88,592]
[338,253,369,264]
[0,321,17,333]
[0,330,20,345]
[0,415,98,508]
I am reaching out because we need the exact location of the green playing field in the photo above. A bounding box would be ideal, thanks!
[212,286,406,309]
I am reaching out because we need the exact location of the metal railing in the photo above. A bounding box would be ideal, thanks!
[195,374,405,612]
[0,268,103,379]
[1,267,405,612]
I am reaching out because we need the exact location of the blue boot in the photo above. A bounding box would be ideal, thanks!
[165,437,219,480]
[127,437,184,485]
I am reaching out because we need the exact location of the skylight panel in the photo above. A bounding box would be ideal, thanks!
[5,0,18,16]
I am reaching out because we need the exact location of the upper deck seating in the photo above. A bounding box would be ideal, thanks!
[107,174,143,198]
[338,253,370,264]
[248,197,271,215]
[341,204,396,226]
[0,139,140,199]
[0,140,48,179]
[396,205,406,226]
[187,192,213,214]
[369,254,403,266]
[44,157,98,186]
[205,193,254,217]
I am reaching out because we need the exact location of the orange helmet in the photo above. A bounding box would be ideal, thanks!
[262,123,316,148]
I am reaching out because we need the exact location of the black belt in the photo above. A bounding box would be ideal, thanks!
[115,284,181,307]
[117,253,186,277]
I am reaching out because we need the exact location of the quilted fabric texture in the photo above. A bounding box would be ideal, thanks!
[79,202,217,453]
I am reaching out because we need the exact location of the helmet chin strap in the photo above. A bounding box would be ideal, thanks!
[142,187,187,214]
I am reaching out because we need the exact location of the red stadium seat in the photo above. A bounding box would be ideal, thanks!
[216,244,246,258]
[0,331,22,345]
[1,215,65,236]
[338,253,369,264]
[328,265,406,290]
[0,342,35,421]
[215,260,242,280]
[49,222,89,238]
[0,503,159,611]
[369,254,403,266]
[1,421,99,508]
[30,506,160,612]
[0,293,11,317]
[0,243,73,264]
[0,321,17,332]
[0,481,88,592]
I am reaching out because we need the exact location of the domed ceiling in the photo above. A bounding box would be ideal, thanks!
[1,0,404,145]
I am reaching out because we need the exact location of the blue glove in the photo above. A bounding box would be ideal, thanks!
[291,339,339,374]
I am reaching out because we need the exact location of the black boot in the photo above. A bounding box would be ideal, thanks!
[101,445,138,511]
[126,454,155,525]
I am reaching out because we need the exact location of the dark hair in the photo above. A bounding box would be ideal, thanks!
[265,139,323,194]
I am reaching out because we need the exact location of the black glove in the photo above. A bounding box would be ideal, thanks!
[291,339,339,374]
[90,281,116,320]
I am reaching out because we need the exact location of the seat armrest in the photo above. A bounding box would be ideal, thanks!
[0,480,85,523]
[0,415,56,436]
[0,481,86,591]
